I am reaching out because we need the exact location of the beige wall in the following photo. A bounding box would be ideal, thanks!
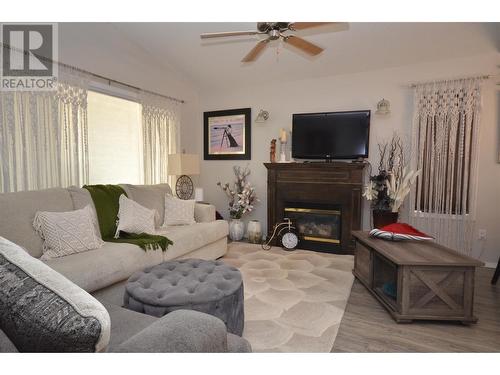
[182,52,500,265]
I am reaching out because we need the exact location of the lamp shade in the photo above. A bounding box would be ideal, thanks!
[168,154,200,176]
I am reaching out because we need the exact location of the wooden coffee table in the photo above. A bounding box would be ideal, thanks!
[352,231,484,324]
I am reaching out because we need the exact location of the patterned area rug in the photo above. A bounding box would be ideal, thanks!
[222,243,354,352]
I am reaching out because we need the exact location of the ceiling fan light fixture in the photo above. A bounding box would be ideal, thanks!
[201,22,341,62]
[269,29,281,40]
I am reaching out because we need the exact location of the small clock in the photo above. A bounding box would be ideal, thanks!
[281,231,299,250]
[262,218,299,251]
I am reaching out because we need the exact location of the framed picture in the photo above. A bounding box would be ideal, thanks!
[204,108,251,160]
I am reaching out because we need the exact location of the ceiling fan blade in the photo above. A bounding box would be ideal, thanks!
[241,39,269,62]
[200,30,260,39]
[284,35,323,56]
[289,22,338,31]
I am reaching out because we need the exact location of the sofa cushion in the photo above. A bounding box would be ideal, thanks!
[44,242,164,293]
[0,236,110,352]
[99,301,158,351]
[0,188,74,258]
[156,220,229,260]
[120,184,172,227]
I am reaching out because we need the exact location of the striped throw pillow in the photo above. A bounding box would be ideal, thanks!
[369,223,433,241]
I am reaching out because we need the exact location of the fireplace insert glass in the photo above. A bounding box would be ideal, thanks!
[284,202,341,252]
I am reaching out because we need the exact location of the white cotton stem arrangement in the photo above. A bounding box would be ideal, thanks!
[362,181,379,201]
[217,165,258,219]
[386,167,421,213]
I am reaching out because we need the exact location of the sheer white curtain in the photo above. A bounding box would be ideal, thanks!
[141,93,180,185]
[410,77,483,255]
[0,67,89,192]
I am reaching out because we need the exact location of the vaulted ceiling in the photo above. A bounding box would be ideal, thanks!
[60,22,498,90]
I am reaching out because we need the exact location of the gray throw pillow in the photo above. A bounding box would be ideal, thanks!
[0,236,110,352]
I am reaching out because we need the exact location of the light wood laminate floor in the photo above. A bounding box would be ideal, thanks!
[332,267,500,352]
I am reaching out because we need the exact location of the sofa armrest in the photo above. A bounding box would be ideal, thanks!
[194,203,216,223]
[113,310,229,353]
[0,329,18,353]
[227,333,252,353]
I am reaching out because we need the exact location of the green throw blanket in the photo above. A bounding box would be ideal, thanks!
[83,184,173,252]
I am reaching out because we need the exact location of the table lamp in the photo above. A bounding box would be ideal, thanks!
[168,153,200,199]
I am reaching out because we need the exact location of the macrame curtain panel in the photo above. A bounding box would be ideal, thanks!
[410,77,483,255]
[0,67,89,192]
[141,93,180,185]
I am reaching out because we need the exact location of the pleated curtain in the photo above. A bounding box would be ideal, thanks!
[141,93,180,186]
[409,77,483,255]
[0,68,89,192]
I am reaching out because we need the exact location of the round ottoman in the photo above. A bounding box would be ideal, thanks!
[123,259,244,336]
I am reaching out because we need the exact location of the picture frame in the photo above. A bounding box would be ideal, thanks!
[204,108,251,160]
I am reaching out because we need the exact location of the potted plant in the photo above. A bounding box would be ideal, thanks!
[363,134,420,228]
[217,166,258,241]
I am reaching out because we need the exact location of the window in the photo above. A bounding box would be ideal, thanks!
[87,91,143,184]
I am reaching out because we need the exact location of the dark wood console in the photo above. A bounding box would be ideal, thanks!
[264,162,366,254]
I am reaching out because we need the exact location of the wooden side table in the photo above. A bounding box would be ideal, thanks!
[352,231,484,324]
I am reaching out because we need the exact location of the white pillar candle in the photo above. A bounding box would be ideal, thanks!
[280,129,287,143]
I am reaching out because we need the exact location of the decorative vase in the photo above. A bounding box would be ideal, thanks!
[372,210,399,229]
[229,218,245,241]
[247,220,262,244]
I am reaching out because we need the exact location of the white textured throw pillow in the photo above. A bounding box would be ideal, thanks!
[162,194,196,226]
[33,205,104,260]
[116,194,157,237]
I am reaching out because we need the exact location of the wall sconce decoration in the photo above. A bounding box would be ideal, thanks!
[255,109,269,123]
[376,98,391,115]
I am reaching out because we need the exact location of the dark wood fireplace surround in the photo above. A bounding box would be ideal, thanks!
[264,162,366,254]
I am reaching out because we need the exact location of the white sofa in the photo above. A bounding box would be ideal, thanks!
[0,183,229,293]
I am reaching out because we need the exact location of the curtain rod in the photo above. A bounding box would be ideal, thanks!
[0,42,185,104]
[408,74,493,88]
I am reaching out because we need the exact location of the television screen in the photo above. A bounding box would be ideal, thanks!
[292,110,370,160]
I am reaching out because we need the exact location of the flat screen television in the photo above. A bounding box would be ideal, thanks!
[292,110,370,160]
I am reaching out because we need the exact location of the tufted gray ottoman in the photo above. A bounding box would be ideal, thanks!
[123,259,244,336]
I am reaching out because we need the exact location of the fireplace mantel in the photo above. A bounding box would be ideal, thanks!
[264,162,366,254]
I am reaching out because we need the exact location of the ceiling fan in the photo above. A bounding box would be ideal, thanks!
[200,22,340,62]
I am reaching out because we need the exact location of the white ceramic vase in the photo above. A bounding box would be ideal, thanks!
[247,220,262,244]
[229,219,245,241]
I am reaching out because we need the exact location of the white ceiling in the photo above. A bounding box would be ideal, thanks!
[62,23,499,90]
